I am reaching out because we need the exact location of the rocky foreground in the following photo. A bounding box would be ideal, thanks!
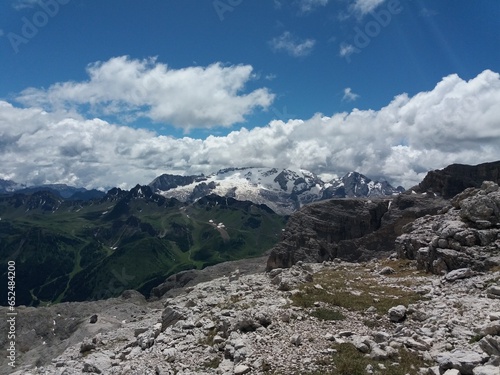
[4,257,499,375]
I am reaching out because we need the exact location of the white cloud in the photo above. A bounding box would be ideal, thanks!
[16,56,275,129]
[342,87,360,101]
[2,70,500,190]
[352,0,386,16]
[339,43,357,58]
[297,0,329,13]
[269,32,316,57]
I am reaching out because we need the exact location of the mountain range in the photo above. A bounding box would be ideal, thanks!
[149,167,405,215]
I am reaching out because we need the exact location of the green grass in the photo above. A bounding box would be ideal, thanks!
[290,266,424,314]
[333,343,430,375]
[310,307,346,321]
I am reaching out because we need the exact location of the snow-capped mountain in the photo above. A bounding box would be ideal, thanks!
[149,168,404,215]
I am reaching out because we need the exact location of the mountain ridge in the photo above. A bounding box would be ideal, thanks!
[149,167,404,215]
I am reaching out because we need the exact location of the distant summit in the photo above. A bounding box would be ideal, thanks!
[0,181,105,201]
[149,167,403,215]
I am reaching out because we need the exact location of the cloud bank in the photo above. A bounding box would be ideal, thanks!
[2,69,500,190]
[16,56,275,129]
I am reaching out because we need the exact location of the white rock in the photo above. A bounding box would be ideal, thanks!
[234,364,250,374]
[472,365,500,375]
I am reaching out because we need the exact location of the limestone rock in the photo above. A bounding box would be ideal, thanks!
[472,365,500,375]
[388,305,407,322]
[437,349,488,375]
[479,336,500,357]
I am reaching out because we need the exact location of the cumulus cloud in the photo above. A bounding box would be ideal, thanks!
[16,56,275,129]
[269,32,316,57]
[2,70,500,190]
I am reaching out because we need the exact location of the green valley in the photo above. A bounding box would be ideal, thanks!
[0,186,287,306]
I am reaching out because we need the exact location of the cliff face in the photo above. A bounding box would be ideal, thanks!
[266,194,448,270]
[414,161,500,198]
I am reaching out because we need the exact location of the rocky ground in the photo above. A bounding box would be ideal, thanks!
[4,258,499,375]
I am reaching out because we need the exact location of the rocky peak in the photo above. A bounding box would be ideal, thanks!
[413,160,500,198]
[149,173,206,192]
[322,171,403,199]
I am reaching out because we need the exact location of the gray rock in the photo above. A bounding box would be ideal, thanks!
[473,365,500,375]
[444,268,474,282]
[487,285,500,299]
[480,321,500,337]
[388,305,407,322]
[234,364,251,374]
[479,336,500,357]
[437,349,488,375]
[379,266,396,275]
[291,334,302,346]
[160,307,185,331]
[82,363,101,374]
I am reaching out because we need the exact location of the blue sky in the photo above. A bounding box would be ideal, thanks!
[0,0,499,189]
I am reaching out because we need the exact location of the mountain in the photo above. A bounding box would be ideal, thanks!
[412,160,500,198]
[0,186,286,306]
[0,178,24,193]
[149,167,404,215]
[0,180,106,201]
[14,184,106,201]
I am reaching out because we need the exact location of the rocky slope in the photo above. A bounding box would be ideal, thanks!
[150,168,403,215]
[267,193,448,270]
[397,181,500,274]
[3,259,499,375]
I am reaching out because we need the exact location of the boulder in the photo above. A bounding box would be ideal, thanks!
[388,305,407,322]
[437,350,488,375]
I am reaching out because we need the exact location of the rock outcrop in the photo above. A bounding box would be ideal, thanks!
[413,161,500,199]
[396,181,500,274]
[267,194,447,270]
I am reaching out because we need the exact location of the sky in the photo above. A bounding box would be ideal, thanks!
[0,0,499,190]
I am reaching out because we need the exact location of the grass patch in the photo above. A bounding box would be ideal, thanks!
[333,343,429,375]
[202,356,221,369]
[199,328,217,346]
[290,267,424,314]
[379,259,426,278]
[469,333,483,344]
[310,307,346,321]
